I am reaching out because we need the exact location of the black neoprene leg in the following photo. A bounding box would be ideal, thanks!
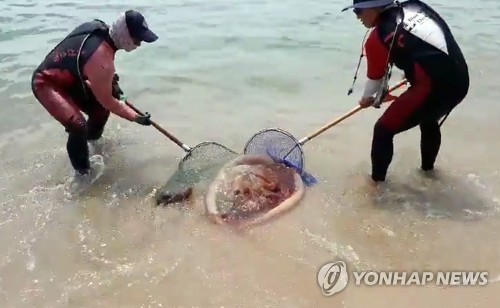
[419,121,441,171]
[66,121,90,173]
[371,122,395,182]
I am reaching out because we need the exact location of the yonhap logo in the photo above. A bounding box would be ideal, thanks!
[316,260,489,295]
[317,261,349,296]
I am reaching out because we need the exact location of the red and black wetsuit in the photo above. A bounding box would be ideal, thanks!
[31,19,138,173]
[365,0,469,181]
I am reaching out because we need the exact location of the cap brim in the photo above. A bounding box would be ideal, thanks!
[341,0,395,12]
[141,29,158,43]
[341,5,354,12]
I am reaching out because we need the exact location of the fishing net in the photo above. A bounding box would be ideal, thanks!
[242,128,321,187]
[243,128,305,175]
[178,142,239,172]
[155,131,315,208]
[153,122,319,206]
[156,142,240,205]
[158,147,304,224]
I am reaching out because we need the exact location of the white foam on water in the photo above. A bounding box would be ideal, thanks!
[304,228,366,269]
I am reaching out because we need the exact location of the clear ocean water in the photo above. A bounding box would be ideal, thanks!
[1,0,499,306]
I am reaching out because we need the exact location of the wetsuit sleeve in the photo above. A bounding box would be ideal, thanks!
[362,29,391,98]
[83,43,138,121]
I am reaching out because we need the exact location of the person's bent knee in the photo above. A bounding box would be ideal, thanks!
[420,120,439,133]
[87,109,110,141]
[65,116,87,136]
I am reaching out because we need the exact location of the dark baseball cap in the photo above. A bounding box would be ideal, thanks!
[125,10,158,43]
[341,0,395,12]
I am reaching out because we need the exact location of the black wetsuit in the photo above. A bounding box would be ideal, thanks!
[364,0,469,181]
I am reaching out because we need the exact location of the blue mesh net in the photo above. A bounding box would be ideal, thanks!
[244,128,317,187]
[244,128,304,172]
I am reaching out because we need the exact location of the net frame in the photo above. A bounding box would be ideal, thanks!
[243,127,305,175]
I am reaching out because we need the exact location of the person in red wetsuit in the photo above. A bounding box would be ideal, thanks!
[31,10,158,182]
[342,0,469,184]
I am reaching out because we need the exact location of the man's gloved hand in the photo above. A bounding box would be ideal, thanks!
[112,73,124,99]
[135,112,152,126]
[359,96,375,109]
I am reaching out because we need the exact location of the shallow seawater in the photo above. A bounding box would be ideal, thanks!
[1,0,500,307]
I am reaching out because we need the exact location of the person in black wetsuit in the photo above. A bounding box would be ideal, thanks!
[342,0,469,184]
